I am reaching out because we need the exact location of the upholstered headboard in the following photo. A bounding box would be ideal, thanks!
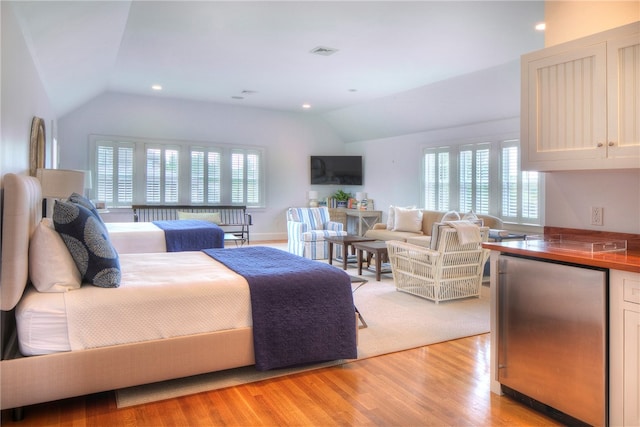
[0,173,42,311]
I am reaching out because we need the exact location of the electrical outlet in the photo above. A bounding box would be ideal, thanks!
[591,207,603,226]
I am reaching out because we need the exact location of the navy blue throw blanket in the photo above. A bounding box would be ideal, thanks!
[153,220,224,251]
[203,247,358,370]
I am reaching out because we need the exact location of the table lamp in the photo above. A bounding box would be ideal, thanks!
[308,190,319,207]
[36,168,86,217]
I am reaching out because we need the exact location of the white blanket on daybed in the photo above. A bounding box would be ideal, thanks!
[16,251,251,355]
[105,222,167,253]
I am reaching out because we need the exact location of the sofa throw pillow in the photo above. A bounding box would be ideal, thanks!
[29,218,82,292]
[462,210,484,226]
[386,205,396,230]
[68,192,104,224]
[177,211,222,224]
[387,205,417,230]
[430,222,449,250]
[393,207,423,233]
[53,200,121,288]
[441,210,460,222]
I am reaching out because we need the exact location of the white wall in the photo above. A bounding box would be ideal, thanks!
[57,92,348,240]
[1,2,56,179]
[544,170,640,234]
[345,117,520,224]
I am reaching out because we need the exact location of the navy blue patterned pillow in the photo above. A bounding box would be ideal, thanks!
[53,200,121,288]
[68,192,104,224]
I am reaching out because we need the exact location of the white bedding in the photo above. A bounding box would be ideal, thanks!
[105,222,167,254]
[16,251,252,356]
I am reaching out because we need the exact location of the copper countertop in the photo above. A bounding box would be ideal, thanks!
[483,240,640,273]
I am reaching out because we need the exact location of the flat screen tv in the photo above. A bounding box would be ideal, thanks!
[310,155,363,185]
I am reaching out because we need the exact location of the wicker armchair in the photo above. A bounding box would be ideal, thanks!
[386,226,490,303]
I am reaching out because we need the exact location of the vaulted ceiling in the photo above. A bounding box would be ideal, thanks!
[9,1,545,119]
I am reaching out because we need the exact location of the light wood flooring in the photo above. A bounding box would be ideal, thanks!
[1,333,562,426]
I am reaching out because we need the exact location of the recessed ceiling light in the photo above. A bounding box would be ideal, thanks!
[302,104,311,109]
[535,22,546,31]
[310,46,339,56]
[151,84,162,91]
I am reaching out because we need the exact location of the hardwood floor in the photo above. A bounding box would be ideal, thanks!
[1,333,562,426]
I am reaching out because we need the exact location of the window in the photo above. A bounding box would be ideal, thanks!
[501,140,540,224]
[145,146,179,204]
[91,135,265,208]
[459,143,491,215]
[423,148,450,211]
[422,138,542,225]
[94,140,134,206]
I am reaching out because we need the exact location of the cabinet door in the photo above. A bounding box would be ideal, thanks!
[607,34,640,161]
[624,308,640,426]
[524,43,607,165]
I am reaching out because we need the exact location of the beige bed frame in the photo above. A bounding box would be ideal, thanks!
[0,174,256,410]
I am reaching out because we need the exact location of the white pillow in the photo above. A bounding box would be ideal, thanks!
[29,218,82,292]
[387,205,416,230]
[177,211,222,224]
[441,210,460,222]
[462,210,483,226]
[430,222,448,250]
[393,207,423,233]
[386,205,395,230]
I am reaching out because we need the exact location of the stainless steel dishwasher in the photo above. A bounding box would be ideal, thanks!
[497,254,608,426]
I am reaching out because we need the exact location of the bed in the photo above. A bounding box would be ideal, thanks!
[0,173,357,413]
[105,219,225,254]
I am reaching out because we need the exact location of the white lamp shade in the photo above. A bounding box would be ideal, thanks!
[308,190,318,200]
[36,169,86,199]
[356,192,367,201]
[84,170,93,190]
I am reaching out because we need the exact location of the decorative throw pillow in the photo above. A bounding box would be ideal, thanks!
[29,218,82,292]
[387,205,416,230]
[430,222,449,250]
[386,205,396,230]
[441,210,460,222]
[68,192,104,224]
[393,207,423,233]
[177,211,222,224]
[462,210,484,226]
[53,200,121,288]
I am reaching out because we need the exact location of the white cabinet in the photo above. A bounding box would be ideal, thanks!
[610,269,640,426]
[521,22,640,171]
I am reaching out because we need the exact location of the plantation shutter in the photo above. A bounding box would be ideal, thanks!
[95,141,134,207]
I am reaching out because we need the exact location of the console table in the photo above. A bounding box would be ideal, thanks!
[329,208,382,237]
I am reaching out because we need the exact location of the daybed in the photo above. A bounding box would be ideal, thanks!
[105,219,225,253]
[0,173,357,414]
[364,207,503,247]
[133,204,252,245]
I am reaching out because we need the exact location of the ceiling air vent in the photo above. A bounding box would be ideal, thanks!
[310,46,339,56]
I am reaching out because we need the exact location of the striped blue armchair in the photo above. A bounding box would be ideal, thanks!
[287,207,347,260]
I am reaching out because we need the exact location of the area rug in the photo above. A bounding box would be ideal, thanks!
[116,252,489,408]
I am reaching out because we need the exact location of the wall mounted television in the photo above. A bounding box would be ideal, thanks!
[310,155,363,185]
